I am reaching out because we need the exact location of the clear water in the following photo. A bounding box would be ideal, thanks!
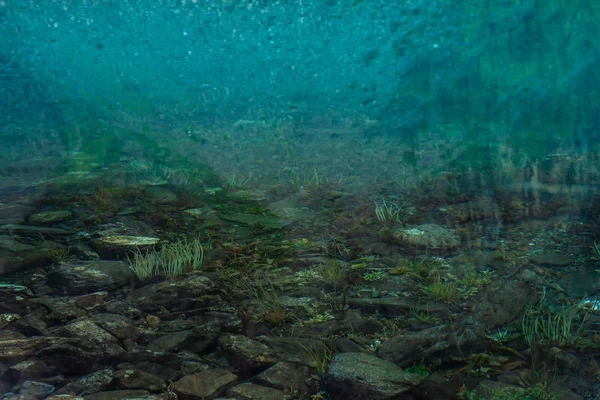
[1,1,599,399]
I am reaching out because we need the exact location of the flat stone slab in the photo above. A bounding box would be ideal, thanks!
[0,224,73,237]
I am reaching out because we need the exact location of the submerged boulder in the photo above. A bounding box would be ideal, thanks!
[324,352,425,400]
[394,224,459,250]
[47,260,135,295]
[92,235,160,258]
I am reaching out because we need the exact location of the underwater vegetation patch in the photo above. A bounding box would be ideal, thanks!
[127,237,204,279]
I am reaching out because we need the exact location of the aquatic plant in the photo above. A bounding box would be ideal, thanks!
[392,257,443,281]
[127,237,204,279]
[161,238,204,277]
[221,171,253,189]
[221,271,294,327]
[319,291,349,312]
[291,237,311,248]
[362,270,388,281]
[420,277,460,302]
[310,391,328,400]
[260,304,294,325]
[592,239,600,262]
[40,238,72,264]
[127,248,159,279]
[304,311,335,325]
[356,255,378,262]
[373,197,411,222]
[459,265,494,287]
[300,343,332,374]
[409,307,441,324]
[319,258,345,285]
[405,361,431,377]
[303,168,330,187]
[521,297,591,346]
[293,269,321,286]
[485,329,510,344]
[456,389,483,400]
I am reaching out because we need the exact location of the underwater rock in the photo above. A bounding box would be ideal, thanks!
[117,361,180,383]
[191,315,238,349]
[112,369,166,392]
[126,274,215,313]
[15,380,55,399]
[0,177,44,199]
[8,359,55,382]
[150,317,198,332]
[47,260,135,295]
[103,299,142,319]
[258,336,334,366]
[302,188,351,211]
[518,268,546,287]
[0,313,20,329]
[71,291,109,311]
[183,207,215,217]
[36,337,125,373]
[561,272,600,297]
[203,186,223,195]
[347,297,447,317]
[92,235,160,258]
[183,207,222,224]
[531,252,571,266]
[0,235,36,253]
[407,371,460,399]
[0,224,73,237]
[10,308,49,336]
[394,224,459,250]
[226,189,268,202]
[144,186,177,204]
[0,330,25,341]
[91,313,141,341]
[54,319,125,357]
[221,213,293,229]
[218,333,279,374]
[0,203,35,225]
[52,368,114,396]
[180,361,208,376]
[440,199,498,223]
[172,369,237,399]
[0,283,35,315]
[377,325,485,367]
[0,246,50,276]
[0,235,54,276]
[0,337,61,361]
[28,210,72,225]
[27,292,105,326]
[147,330,194,353]
[115,350,190,374]
[139,178,169,187]
[82,389,154,400]
[254,361,312,395]
[552,351,582,372]
[226,382,286,399]
[268,197,314,222]
[324,352,425,400]
[472,281,535,330]
[50,170,101,190]
[33,297,86,321]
